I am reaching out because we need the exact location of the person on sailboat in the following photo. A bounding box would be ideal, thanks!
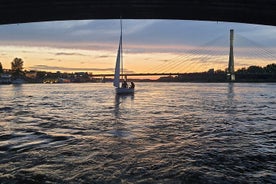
[130,81,135,89]
[122,80,128,88]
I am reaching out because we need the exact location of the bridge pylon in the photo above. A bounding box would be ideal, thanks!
[227,29,235,81]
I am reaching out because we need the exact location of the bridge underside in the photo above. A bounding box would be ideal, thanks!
[0,0,276,26]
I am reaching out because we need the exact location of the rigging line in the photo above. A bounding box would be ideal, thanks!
[175,42,228,73]
[170,35,228,73]
[155,43,223,73]
[145,33,226,73]
[146,55,187,73]
[236,34,273,55]
[177,63,201,73]
[182,59,209,73]
[145,52,195,73]
[150,54,194,73]
[180,48,229,73]
[156,54,203,73]
[235,45,275,62]
[249,47,275,60]
[195,38,230,71]
[159,53,203,73]
[152,46,220,73]
[237,47,272,60]
[155,53,196,71]
[175,60,199,73]
[191,51,225,72]
[163,55,206,73]
[187,64,206,73]
[162,47,227,73]
[144,48,202,73]
[203,48,229,70]
[157,46,222,72]
[235,47,274,61]
[236,33,276,59]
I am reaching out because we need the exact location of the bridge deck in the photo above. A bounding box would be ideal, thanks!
[92,73,189,77]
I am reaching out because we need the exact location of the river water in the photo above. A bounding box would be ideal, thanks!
[0,83,275,183]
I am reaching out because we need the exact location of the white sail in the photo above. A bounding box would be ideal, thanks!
[113,36,121,88]
[113,19,135,94]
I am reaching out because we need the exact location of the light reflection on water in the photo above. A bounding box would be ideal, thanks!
[0,83,275,183]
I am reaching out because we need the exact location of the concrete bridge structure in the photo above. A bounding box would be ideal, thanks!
[0,0,276,26]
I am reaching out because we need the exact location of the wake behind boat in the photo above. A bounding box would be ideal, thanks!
[113,19,135,95]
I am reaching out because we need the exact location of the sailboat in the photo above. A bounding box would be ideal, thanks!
[113,19,135,95]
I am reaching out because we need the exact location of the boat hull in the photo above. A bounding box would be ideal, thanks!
[115,87,134,94]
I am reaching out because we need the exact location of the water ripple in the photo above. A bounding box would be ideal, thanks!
[0,83,275,183]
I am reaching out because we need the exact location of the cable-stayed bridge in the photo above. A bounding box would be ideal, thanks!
[92,30,276,81]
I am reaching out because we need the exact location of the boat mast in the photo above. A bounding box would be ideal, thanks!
[120,18,124,81]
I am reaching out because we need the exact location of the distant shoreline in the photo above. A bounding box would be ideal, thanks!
[1,80,276,85]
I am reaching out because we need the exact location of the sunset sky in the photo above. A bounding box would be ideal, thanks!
[0,19,275,74]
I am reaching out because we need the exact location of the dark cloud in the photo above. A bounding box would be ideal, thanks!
[55,52,87,56]
[29,64,134,73]
[96,55,112,58]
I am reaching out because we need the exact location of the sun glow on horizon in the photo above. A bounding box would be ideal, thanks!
[0,43,275,76]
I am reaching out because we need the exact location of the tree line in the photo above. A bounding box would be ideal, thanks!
[0,58,24,78]
[1,58,275,82]
[158,63,276,82]
[236,63,276,74]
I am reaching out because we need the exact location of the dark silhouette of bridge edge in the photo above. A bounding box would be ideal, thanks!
[0,0,276,26]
